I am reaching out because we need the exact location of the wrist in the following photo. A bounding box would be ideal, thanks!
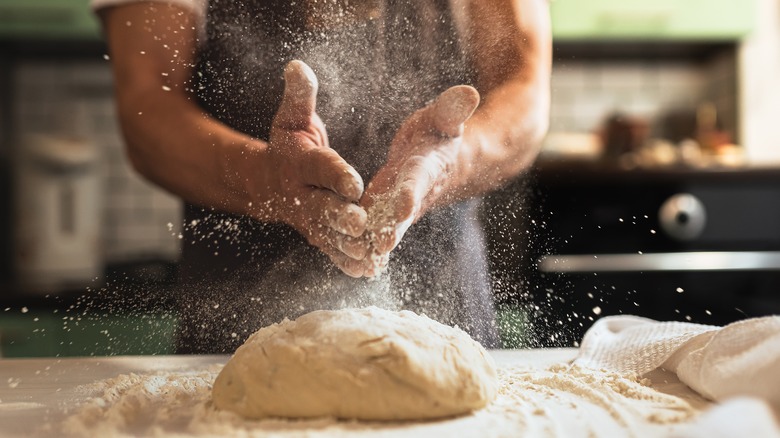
[447,122,488,201]
[219,136,271,218]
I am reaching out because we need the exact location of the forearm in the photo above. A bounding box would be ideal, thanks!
[452,77,549,199]
[116,87,263,216]
[440,0,551,204]
[101,2,261,217]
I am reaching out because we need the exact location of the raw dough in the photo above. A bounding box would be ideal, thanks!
[212,306,498,421]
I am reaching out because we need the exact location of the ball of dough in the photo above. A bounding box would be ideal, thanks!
[212,306,498,420]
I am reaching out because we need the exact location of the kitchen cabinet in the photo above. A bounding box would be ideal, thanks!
[551,0,756,41]
[0,0,99,40]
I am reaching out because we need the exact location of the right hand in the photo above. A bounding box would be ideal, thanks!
[242,60,368,276]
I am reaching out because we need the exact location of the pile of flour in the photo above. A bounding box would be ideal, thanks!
[55,362,703,437]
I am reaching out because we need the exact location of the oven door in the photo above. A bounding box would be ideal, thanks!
[505,164,780,346]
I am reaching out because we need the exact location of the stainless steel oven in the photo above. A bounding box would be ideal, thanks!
[488,161,780,347]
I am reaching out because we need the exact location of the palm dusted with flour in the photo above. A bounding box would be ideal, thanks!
[250,61,481,279]
[342,86,481,278]
[244,60,370,274]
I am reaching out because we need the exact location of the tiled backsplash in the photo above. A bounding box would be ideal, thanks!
[13,61,182,264]
[550,52,737,141]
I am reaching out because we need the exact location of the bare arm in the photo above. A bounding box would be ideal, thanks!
[449,0,552,200]
[100,2,253,213]
[99,3,369,275]
[356,0,551,276]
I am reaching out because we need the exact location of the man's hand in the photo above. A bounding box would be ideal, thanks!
[242,60,369,276]
[356,85,481,277]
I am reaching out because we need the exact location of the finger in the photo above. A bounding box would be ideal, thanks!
[363,252,389,278]
[300,148,364,201]
[372,212,415,254]
[323,190,368,237]
[326,250,366,278]
[430,85,480,137]
[362,161,400,205]
[364,190,413,255]
[328,231,369,260]
[372,226,398,255]
[346,257,373,277]
[275,60,318,129]
[306,215,367,260]
[304,189,368,258]
[305,227,364,269]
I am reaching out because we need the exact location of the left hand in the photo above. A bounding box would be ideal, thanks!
[348,85,481,277]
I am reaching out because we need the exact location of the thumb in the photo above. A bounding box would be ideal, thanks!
[275,60,319,129]
[429,85,480,137]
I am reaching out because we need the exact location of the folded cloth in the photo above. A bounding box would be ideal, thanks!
[574,315,780,404]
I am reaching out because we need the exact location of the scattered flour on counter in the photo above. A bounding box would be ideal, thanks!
[59,367,220,437]
[54,362,705,438]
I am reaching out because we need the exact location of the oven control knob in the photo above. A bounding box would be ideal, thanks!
[659,193,706,241]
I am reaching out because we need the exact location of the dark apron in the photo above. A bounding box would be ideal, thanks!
[175,0,499,353]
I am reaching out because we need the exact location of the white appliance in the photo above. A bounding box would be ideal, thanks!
[13,133,103,293]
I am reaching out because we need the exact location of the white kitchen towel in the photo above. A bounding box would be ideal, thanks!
[574,315,780,404]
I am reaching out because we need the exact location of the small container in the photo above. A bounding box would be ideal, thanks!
[13,132,103,294]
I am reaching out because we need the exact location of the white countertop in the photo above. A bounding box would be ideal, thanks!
[0,349,713,437]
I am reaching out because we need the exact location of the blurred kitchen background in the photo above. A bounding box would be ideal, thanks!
[1,0,780,356]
